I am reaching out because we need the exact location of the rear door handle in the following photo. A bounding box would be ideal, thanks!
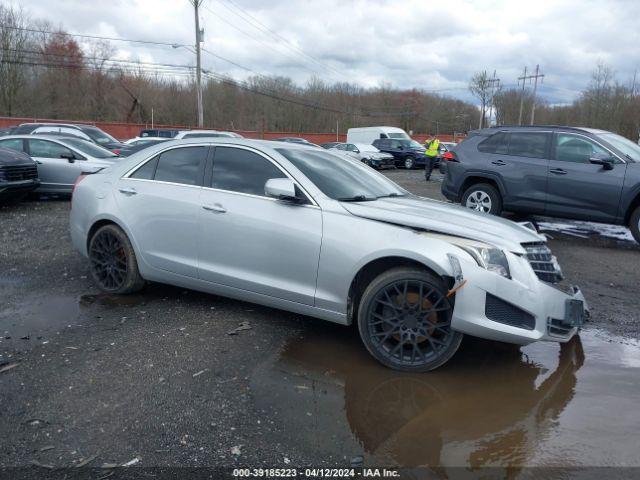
[550,168,567,175]
[202,203,226,213]
[118,187,138,195]
[491,160,507,166]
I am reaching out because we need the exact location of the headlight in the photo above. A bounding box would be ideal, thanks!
[459,245,511,278]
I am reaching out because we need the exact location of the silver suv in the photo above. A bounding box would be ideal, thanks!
[441,126,640,243]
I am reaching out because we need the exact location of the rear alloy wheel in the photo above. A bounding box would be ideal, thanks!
[357,268,463,372]
[88,224,145,294]
[461,183,503,215]
[630,206,640,244]
[404,157,414,169]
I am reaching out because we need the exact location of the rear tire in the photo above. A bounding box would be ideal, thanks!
[88,224,145,294]
[461,183,503,215]
[630,206,640,244]
[357,267,463,372]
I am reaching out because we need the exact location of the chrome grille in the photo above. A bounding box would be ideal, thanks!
[522,241,563,284]
[0,164,38,182]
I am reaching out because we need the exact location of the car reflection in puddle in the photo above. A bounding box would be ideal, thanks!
[251,323,640,470]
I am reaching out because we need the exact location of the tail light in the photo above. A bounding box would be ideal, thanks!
[71,173,88,205]
[443,151,458,162]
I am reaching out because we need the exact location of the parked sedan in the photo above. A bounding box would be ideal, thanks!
[10,123,130,154]
[331,142,395,169]
[0,135,119,194]
[70,139,586,372]
[0,147,39,204]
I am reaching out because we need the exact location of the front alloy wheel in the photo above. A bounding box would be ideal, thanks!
[357,268,463,372]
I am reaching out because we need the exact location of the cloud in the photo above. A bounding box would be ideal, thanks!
[17,0,640,104]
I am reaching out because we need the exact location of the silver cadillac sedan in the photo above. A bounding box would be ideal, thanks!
[70,139,588,372]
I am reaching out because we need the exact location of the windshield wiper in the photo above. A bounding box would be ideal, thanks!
[377,193,405,199]
[337,195,376,202]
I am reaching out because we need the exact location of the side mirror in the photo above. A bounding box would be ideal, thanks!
[265,178,301,203]
[60,153,75,163]
[354,148,360,153]
[589,153,614,170]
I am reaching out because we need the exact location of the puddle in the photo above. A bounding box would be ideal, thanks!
[0,292,150,340]
[251,324,640,469]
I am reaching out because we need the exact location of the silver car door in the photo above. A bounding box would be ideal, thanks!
[198,146,322,306]
[27,138,83,192]
[115,145,208,278]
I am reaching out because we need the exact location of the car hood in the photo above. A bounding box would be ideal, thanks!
[0,147,34,166]
[341,196,545,253]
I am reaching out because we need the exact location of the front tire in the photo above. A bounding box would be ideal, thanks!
[88,224,145,294]
[630,206,640,244]
[461,183,503,215]
[357,267,463,372]
[404,157,414,169]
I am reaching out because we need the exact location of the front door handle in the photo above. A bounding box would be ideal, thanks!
[118,187,138,195]
[550,168,567,175]
[203,203,226,213]
[491,160,507,166]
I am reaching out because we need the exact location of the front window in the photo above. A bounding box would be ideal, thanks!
[211,147,286,196]
[399,139,424,149]
[597,132,640,162]
[277,148,406,201]
[82,127,118,145]
[28,139,75,159]
[555,134,610,163]
[62,138,116,159]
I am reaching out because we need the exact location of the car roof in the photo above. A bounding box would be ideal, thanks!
[19,122,95,129]
[473,125,613,135]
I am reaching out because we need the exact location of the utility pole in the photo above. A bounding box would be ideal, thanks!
[190,0,204,127]
[517,66,527,125]
[487,70,500,126]
[518,65,544,125]
[529,64,544,125]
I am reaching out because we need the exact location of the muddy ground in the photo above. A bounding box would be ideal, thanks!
[1,170,639,474]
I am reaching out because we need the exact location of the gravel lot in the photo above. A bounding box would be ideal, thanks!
[1,169,639,473]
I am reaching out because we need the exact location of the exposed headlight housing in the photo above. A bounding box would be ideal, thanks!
[459,245,511,278]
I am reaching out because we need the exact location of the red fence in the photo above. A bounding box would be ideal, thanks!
[0,116,462,144]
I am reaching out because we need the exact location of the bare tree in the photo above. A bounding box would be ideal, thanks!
[0,5,31,116]
[469,71,492,128]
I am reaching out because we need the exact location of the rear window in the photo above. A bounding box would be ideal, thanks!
[508,133,550,159]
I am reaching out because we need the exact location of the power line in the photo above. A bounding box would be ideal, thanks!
[200,2,329,79]
[0,25,190,48]
[214,0,347,80]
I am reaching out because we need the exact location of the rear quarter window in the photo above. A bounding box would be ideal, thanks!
[478,132,508,154]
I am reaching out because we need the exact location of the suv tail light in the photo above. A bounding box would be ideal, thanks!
[443,151,458,162]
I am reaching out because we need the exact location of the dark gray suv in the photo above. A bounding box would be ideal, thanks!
[441,126,640,243]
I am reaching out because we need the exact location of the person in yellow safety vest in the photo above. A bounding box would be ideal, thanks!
[424,136,440,181]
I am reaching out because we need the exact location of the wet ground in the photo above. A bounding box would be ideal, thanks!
[1,170,639,474]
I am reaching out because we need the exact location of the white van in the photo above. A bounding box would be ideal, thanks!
[347,126,410,144]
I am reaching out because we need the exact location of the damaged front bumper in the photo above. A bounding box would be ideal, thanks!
[447,253,588,345]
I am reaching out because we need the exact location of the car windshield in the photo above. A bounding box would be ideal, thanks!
[277,148,407,201]
[388,132,409,139]
[83,127,118,145]
[63,138,117,158]
[400,139,424,149]
[597,132,640,162]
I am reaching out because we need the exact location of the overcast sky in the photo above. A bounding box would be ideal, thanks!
[17,0,640,105]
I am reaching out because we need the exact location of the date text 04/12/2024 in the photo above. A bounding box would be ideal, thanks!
[232,468,401,478]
